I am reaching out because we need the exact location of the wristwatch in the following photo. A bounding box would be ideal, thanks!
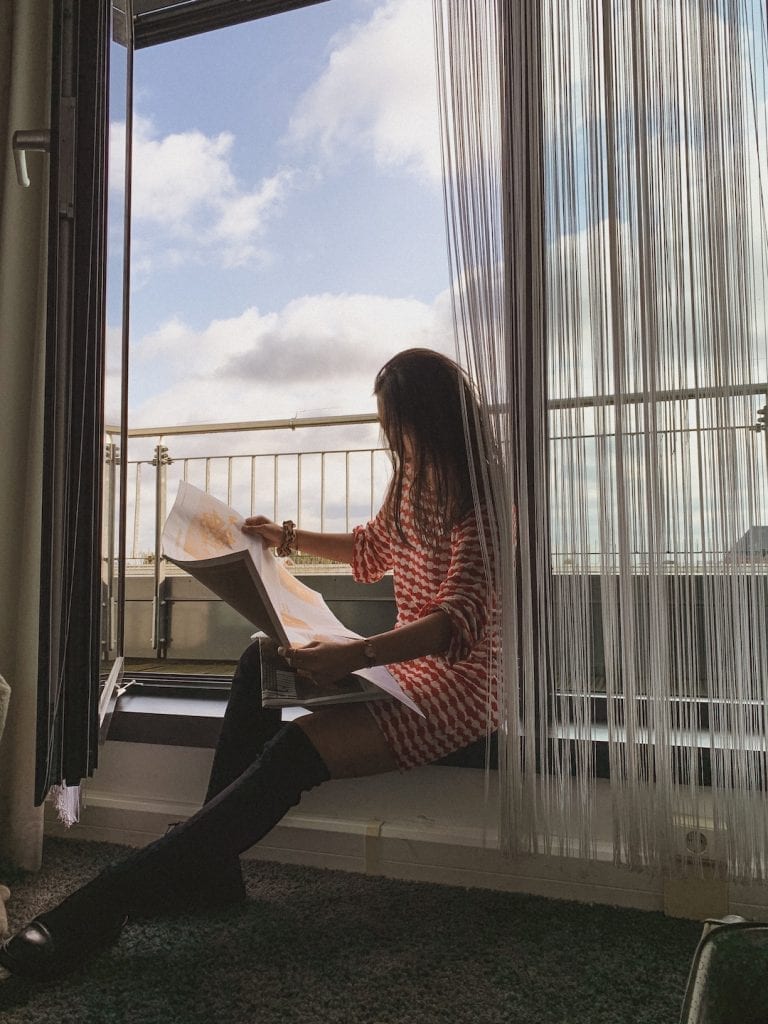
[362,638,377,667]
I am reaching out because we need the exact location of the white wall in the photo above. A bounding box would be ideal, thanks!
[0,0,51,870]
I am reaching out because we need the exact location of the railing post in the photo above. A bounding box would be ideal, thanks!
[151,442,172,656]
[297,453,302,533]
[102,440,119,661]
[320,453,325,533]
[345,450,350,532]
[273,454,279,521]
[758,393,767,484]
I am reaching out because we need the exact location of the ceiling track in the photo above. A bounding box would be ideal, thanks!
[133,0,331,48]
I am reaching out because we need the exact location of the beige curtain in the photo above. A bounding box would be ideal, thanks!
[0,0,53,870]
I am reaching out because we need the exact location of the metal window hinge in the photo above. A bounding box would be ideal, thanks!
[58,97,77,216]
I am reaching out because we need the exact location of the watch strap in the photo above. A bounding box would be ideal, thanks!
[362,638,377,667]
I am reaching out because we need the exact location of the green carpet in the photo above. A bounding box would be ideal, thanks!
[0,837,701,1024]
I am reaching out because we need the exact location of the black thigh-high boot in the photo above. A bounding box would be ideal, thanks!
[204,641,284,803]
[0,723,330,979]
[185,641,283,910]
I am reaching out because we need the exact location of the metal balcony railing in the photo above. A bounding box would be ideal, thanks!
[101,386,768,663]
[105,411,385,566]
[102,412,390,659]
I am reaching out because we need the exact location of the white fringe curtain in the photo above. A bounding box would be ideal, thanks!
[434,0,768,879]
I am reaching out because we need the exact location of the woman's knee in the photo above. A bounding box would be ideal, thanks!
[294,706,398,780]
[236,640,263,680]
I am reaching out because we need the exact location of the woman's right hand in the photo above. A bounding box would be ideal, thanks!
[242,515,283,548]
[242,520,354,564]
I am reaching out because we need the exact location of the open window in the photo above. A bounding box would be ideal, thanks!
[109,0,452,690]
[47,0,460,780]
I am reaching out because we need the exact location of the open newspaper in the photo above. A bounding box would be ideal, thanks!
[161,482,422,716]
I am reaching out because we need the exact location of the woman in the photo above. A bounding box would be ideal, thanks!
[0,348,499,979]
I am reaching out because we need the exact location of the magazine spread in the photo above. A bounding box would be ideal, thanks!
[161,482,423,716]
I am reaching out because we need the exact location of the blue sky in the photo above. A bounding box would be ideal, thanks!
[107,0,454,442]
[107,0,767,439]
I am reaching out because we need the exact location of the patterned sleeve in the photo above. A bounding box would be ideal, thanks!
[351,507,394,583]
[419,509,492,665]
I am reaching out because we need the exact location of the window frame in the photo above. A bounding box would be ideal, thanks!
[132,0,331,48]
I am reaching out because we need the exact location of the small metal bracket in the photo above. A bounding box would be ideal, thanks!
[105,442,121,465]
[152,444,174,467]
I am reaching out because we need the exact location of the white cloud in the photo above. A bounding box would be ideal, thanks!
[104,324,125,426]
[288,0,441,182]
[130,288,456,433]
[110,116,293,269]
[114,116,236,223]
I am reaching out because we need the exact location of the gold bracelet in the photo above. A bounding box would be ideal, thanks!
[276,520,296,557]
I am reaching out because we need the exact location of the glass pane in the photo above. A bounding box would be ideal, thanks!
[102,3,132,681]
[124,0,447,678]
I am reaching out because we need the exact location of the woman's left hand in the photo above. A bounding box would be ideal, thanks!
[279,640,361,688]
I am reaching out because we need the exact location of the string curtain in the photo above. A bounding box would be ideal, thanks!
[434,0,768,878]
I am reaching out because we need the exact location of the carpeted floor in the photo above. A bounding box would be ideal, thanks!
[0,837,702,1024]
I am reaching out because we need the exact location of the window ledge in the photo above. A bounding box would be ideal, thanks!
[106,687,307,747]
[104,681,497,767]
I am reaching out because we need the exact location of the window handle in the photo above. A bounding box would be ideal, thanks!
[12,129,52,188]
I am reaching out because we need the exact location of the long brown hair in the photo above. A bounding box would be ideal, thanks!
[374,348,490,547]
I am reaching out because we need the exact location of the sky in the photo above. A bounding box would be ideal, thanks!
[105,0,768,555]
[106,0,455,459]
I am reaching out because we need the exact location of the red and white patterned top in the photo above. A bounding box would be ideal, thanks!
[352,488,498,771]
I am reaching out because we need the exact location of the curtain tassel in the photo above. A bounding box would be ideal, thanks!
[51,783,82,828]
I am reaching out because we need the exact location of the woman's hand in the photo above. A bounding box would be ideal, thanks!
[242,520,355,564]
[279,640,362,688]
[242,515,282,548]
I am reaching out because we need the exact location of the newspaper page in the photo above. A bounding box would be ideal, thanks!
[162,482,423,716]
[162,481,347,645]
